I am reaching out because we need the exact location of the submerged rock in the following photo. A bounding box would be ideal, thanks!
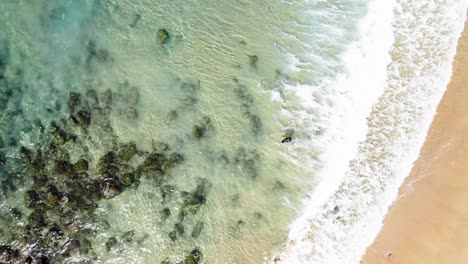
[130,13,142,28]
[161,207,171,221]
[187,248,203,264]
[127,86,139,106]
[86,89,99,105]
[119,142,138,161]
[193,125,206,140]
[121,173,135,187]
[105,237,117,252]
[122,230,135,243]
[19,146,33,164]
[24,190,47,209]
[273,180,286,191]
[71,110,91,128]
[0,245,20,263]
[248,55,258,67]
[183,179,211,214]
[193,116,213,140]
[169,152,184,164]
[0,151,5,166]
[233,147,260,178]
[180,81,200,93]
[73,159,89,173]
[174,223,184,235]
[101,89,112,107]
[191,221,204,238]
[27,209,46,228]
[249,114,262,135]
[67,92,81,110]
[143,152,166,174]
[52,160,74,177]
[95,49,110,62]
[96,151,118,175]
[80,239,92,254]
[167,109,178,121]
[126,107,138,119]
[156,29,170,45]
[168,230,177,241]
[333,205,340,214]
[181,96,197,107]
[161,185,176,201]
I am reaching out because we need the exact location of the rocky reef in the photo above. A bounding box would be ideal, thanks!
[0,75,212,262]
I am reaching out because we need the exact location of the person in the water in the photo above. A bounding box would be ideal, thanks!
[281,136,292,143]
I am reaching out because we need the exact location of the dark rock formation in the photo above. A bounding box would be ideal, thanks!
[156,29,170,45]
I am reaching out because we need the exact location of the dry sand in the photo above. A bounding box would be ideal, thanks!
[361,19,468,264]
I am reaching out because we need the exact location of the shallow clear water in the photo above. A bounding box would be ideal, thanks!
[0,0,368,263]
[0,0,465,263]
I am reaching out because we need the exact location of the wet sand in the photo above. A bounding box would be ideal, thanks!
[361,18,468,264]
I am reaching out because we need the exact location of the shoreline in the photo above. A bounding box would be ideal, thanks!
[361,18,468,264]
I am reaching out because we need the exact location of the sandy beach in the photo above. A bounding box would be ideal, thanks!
[361,18,468,264]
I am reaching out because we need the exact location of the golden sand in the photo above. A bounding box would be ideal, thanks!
[361,19,468,264]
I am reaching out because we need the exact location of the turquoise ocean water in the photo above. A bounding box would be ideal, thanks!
[0,0,466,263]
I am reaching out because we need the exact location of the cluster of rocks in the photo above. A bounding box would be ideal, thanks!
[0,15,277,263]
[164,177,210,244]
[233,147,261,178]
[0,37,213,261]
[165,80,202,125]
[0,82,213,262]
[232,77,262,136]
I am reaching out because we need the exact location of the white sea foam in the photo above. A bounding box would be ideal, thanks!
[272,0,395,261]
[275,0,467,263]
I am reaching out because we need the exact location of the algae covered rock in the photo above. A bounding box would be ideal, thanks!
[24,190,47,209]
[193,116,213,140]
[67,92,81,109]
[0,151,6,166]
[96,151,118,175]
[71,110,91,128]
[122,230,135,243]
[105,237,118,252]
[168,230,177,241]
[249,114,262,135]
[249,55,258,67]
[191,221,204,238]
[161,207,171,222]
[156,29,170,45]
[174,223,184,235]
[187,248,203,264]
[101,89,113,106]
[183,179,211,214]
[119,142,138,161]
[193,125,205,140]
[73,159,89,173]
